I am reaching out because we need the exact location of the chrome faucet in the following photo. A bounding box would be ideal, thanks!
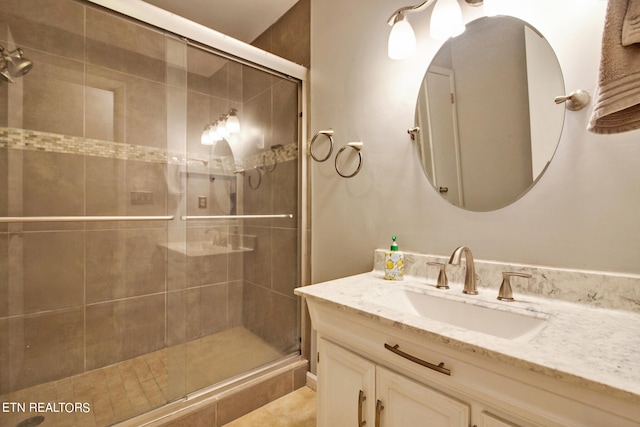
[448,246,478,295]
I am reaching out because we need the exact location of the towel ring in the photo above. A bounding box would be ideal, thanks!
[248,166,263,190]
[310,130,334,162]
[335,141,363,178]
[261,152,277,172]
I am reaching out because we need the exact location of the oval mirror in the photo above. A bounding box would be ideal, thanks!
[414,16,565,211]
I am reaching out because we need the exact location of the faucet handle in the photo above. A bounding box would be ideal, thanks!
[427,262,449,289]
[497,272,532,302]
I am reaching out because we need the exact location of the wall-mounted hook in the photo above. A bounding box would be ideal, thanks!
[554,90,590,111]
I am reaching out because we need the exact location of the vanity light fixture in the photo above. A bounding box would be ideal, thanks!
[387,0,481,60]
[200,109,241,146]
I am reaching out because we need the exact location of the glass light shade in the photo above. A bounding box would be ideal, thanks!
[430,0,465,40]
[208,125,221,143]
[217,120,230,139]
[226,114,240,133]
[201,126,214,145]
[388,14,416,60]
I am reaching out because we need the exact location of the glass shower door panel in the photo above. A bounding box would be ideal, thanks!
[180,49,301,395]
[0,1,187,425]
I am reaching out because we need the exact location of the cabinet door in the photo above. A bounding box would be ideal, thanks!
[377,366,470,427]
[318,338,375,427]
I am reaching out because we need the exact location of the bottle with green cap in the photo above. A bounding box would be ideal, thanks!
[384,235,404,281]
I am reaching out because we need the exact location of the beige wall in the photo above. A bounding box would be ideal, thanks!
[310,0,640,283]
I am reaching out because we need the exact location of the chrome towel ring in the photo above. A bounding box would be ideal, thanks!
[248,166,263,190]
[310,130,334,162]
[335,141,363,178]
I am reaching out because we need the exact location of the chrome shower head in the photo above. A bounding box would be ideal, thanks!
[0,59,13,83]
[8,48,33,77]
[0,45,33,83]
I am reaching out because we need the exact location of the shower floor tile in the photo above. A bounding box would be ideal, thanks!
[0,327,284,427]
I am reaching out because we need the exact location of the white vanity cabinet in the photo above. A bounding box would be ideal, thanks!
[303,291,640,427]
[318,337,470,427]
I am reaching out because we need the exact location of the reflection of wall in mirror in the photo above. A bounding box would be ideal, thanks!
[525,26,565,180]
[452,18,532,211]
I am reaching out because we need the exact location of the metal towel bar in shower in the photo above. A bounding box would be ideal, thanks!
[0,214,293,223]
[181,214,293,220]
[0,215,175,223]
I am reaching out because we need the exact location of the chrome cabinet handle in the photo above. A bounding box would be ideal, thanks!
[384,343,451,376]
[358,389,367,426]
[375,399,384,427]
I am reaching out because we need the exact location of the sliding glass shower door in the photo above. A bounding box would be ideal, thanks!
[168,42,302,398]
[0,1,301,425]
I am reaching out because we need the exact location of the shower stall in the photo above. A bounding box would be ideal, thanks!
[0,0,307,425]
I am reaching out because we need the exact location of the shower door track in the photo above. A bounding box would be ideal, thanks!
[0,215,175,223]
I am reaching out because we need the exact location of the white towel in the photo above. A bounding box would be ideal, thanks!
[588,0,640,134]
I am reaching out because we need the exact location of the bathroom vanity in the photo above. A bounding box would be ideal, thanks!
[296,252,640,427]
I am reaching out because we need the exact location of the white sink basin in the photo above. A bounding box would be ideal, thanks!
[368,289,547,341]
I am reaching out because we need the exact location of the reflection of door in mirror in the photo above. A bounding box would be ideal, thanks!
[423,66,463,207]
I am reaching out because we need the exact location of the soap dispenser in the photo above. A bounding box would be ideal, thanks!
[384,235,405,281]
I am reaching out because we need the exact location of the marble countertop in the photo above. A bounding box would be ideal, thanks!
[296,271,640,404]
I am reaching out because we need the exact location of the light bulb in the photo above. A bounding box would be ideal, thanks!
[430,0,465,40]
[388,13,416,60]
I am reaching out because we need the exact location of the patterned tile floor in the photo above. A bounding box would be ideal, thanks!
[0,327,283,427]
[222,386,316,427]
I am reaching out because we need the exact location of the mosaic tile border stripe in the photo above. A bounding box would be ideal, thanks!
[0,127,298,169]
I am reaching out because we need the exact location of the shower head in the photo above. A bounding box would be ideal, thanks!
[0,59,12,83]
[0,45,33,83]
